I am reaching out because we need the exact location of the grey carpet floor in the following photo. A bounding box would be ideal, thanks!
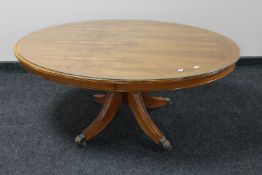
[0,65,262,175]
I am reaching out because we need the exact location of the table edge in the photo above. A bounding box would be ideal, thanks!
[14,47,237,92]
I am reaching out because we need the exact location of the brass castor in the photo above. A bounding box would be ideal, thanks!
[160,137,173,151]
[163,97,172,105]
[75,134,87,147]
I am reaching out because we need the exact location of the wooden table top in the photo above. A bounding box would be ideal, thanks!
[15,20,240,91]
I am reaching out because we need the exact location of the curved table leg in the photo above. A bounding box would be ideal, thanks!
[75,92,122,146]
[128,92,173,150]
[141,93,171,109]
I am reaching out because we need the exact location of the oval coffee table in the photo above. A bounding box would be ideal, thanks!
[14,20,240,150]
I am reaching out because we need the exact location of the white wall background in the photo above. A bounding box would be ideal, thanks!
[1,0,262,61]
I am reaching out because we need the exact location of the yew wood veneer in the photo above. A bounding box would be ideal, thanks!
[14,20,240,150]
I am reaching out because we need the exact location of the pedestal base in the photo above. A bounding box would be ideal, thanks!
[75,92,173,150]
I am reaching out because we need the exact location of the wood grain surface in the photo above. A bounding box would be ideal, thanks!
[14,20,240,91]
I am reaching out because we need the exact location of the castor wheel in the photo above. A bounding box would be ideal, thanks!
[75,134,87,147]
[164,97,172,105]
[160,137,173,151]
